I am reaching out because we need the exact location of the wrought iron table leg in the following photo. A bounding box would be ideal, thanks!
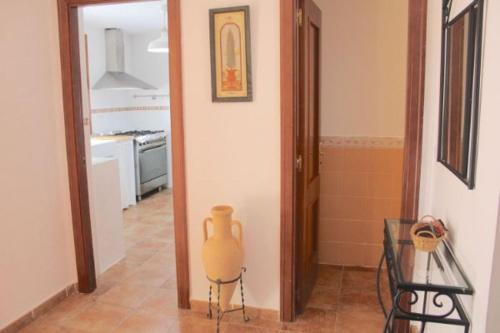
[377,252,388,318]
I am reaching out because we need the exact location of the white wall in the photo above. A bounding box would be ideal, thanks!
[91,111,170,134]
[315,0,408,138]
[486,198,500,332]
[181,0,281,310]
[419,0,500,332]
[0,1,77,329]
[84,25,170,111]
[84,24,171,136]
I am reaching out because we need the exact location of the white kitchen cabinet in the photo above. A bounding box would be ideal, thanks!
[90,137,136,209]
[117,140,136,208]
[91,157,125,274]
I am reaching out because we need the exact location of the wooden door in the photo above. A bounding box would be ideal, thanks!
[295,0,321,314]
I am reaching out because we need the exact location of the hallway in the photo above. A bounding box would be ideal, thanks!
[19,223,390,333]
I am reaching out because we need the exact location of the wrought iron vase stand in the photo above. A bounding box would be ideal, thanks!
[207,267,250,333]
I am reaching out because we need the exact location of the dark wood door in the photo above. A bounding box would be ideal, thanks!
[295,0,321,314]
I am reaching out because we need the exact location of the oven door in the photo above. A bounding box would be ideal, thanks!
[138,143,168,184]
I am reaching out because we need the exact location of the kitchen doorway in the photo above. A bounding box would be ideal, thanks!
[57,0,189,309]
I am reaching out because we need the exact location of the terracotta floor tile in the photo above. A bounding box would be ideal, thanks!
[316,265,342,290]
[18,321,67,333]
[138,288,179,316]
[124,266,174,288]
[335,309,385,333]
[19,192,387,333]
[340,269,378,294]
[36,294,96,326]
[98,282,158,308]
[307,286,340,311]
[114,311,176,333]
[59,302,132,332]
[225,323,281,332]
[98,262,139,284]
[337,291,381,314]
[230,316,283,332]
[282,308,336,332]
[140,257,176,273]
[167,317,228,333]
[125,245,157,263]
[92,279,116,297]
[161,276,178,290]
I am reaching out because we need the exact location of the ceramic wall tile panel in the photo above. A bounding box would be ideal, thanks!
[319,137,404,267]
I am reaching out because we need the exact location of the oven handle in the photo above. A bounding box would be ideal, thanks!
[139,143,166,153]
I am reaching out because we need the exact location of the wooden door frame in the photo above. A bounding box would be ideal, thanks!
[280,0,428,323]
[57,0,190,309]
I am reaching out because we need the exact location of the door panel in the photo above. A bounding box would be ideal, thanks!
[296,0,322,314]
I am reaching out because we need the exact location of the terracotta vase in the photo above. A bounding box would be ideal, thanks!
[202,205,244,311]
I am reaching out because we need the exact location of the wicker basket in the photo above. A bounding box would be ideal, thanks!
[410,216,445,252]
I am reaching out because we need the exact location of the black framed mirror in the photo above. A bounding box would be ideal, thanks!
[438,0,484,189]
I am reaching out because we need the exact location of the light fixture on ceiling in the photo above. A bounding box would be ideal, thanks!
[148,2,168,53]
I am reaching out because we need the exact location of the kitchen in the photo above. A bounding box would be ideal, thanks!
[80,0,177,289]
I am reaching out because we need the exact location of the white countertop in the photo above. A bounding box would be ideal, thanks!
[91,136,134,145]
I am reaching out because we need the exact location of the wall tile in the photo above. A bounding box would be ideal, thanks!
[319,219,367,243]
[363,221,385,244]
[320,171,344,196]
[319,140,404,267]
[319,194,341,219]
[343,148,371,172]
[369,149,404,174]
[344,197,374,220]
[367,173,394,198]
[343,172,368,197]
[319,242,365,267]
[320,147,344,172]
[364,244,384,267]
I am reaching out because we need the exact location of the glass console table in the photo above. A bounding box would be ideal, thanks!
[378,219,474,333]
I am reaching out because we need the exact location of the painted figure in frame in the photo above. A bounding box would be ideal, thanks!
[210,6,252,102]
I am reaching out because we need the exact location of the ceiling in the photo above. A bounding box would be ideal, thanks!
[83,1,165,34]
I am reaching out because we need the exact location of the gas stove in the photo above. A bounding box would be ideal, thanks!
[108,130,169,200]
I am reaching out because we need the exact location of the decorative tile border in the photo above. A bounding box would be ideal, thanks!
[1,283,77,333]
[92,106,168,114]
[320,136,404,149]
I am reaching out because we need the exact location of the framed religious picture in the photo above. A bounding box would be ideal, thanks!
[209,6,253,102]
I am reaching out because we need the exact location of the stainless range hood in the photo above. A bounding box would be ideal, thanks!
[93,28,156,90]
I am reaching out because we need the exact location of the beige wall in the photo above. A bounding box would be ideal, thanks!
[315,0,408,138]
[419,0,500,332]
[0,1,77,329]
[181,0,281,310]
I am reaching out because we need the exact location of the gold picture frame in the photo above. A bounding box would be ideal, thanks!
[209,6,253,102]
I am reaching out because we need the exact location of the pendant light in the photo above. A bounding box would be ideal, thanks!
[148,2,168,53]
